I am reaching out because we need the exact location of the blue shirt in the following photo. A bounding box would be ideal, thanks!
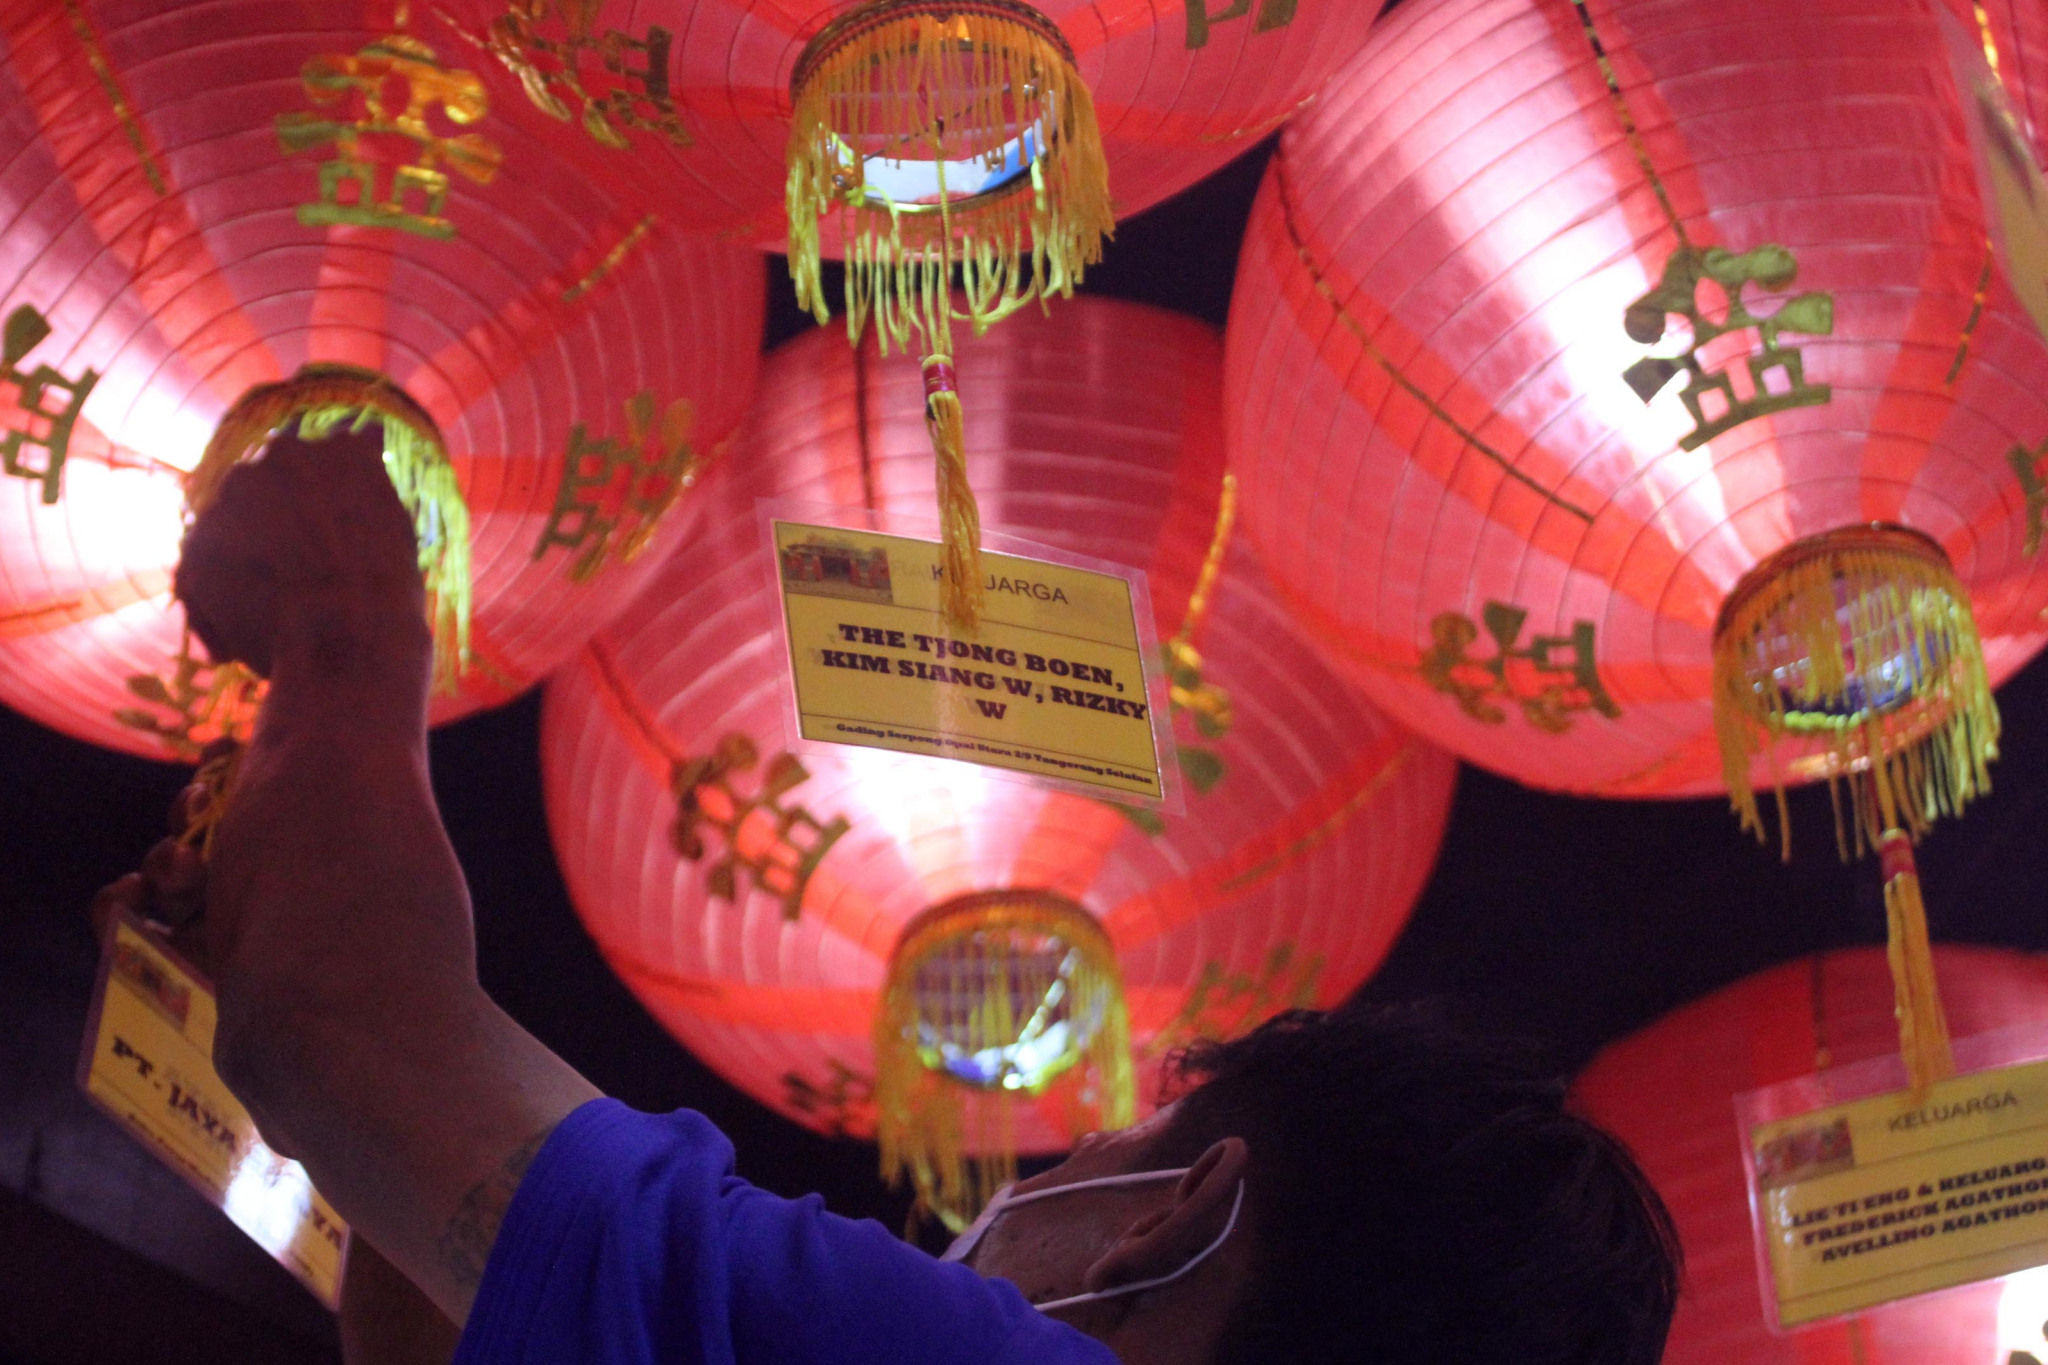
[453,1099,1121,1364]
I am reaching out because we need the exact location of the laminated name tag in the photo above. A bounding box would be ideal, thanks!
[1739,1043,2048,1330]
[78,915,349,1308]
[769,516,1178,808]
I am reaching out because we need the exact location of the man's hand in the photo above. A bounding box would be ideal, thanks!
[169,418,599,1326]
[175,418,431,717]
[84,764,463,1363]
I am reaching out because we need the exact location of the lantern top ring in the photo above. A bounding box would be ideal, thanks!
[790,0,1075,220]
[1714,523,1950,639]
[791,0,1076,94]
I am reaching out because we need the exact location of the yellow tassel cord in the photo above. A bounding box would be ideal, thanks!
[874,890,1135,1232]
[1713,526,1989,1091]
[184,365,473,691]
[921,355,983,627]
[787,0,1113,630]
[177,742,243,860]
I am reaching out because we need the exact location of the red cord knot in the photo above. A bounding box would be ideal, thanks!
[921,356,958,412]
[1877,828,1917,883]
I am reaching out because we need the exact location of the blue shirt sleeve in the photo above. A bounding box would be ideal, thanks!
[452,1099,1121,1365]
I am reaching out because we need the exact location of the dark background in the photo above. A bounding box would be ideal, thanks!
[6,139,2048,1363]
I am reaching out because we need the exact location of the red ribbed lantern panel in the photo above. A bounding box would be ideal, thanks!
[1224,0,2048,797]
[1575,948,2048,1363]
[0,0,763,760]
[541,298,1455,1147]
[431,0,1379,245]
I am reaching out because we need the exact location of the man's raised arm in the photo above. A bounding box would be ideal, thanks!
[175,421,599,1324]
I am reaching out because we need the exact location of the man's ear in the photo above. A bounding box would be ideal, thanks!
[1082,1137,1250,1293]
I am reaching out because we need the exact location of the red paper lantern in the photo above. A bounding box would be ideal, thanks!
[0,0,763,760]
[433,0,1379,244]
[541,298,1455,1221]
[433,0,1380,633]
[1224,0,2048,808]
[1574,948,2048,1364]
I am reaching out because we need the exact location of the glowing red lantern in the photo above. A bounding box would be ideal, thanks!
[437,0,1378,244]
[1575,948,2048,1364]
[0,0,763,760]
[541,299,1455,1224]
[1225,0,2048,1091]
[435,0,1379,629]
[1225,0,2048,809]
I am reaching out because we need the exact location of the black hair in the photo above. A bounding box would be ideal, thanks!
[1146,1002,1680,1365]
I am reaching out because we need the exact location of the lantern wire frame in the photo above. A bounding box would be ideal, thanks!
[874,887,1135,1231]
[786,0,1114,629]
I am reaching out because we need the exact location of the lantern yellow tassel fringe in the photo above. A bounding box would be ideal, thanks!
[185,366,473,691]
[875,893,1135,1232]
[787,0,1111,353]
[1712,526,1997,862]
[788,0,1112,631]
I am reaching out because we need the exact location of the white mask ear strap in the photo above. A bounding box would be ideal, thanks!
[1032,1179,1246,1314]
[998,1166,1191,1211]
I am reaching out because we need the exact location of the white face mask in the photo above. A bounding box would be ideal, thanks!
[939,1167,1246,1314]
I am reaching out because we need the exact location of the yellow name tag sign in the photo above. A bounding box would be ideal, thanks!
[1745,1056,2048,1327]
[78,917,349,1308]
[1942,7,2048,344]
[772,520,1169,802]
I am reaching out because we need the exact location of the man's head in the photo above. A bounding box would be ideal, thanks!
[957,1002,1680,1365]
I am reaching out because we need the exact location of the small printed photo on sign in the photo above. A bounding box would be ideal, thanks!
[112,936,192,1032]
[779,536,895,605]
[1754,1116,1855,1190]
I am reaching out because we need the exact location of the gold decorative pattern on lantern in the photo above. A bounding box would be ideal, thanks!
[875,889,1134,1230]
[59,0,169,197]
[2010,440,2048,556]
[1712,525,1998,863]
[669,733,851,921]
[1420,601,1621,733]
[276,32,502,239]
[0,304,98,506]
[1117,474,1237,836]
[114,633,262,762]
[1271,162,1595,522]
[186,365,473,690]
[1184,0,1297,50]
[560,214,656,304]
[1622,244,1836,451]
[454,0,690,150]
[1142,943,1321,1061]
[781,1060,877,1138]
[532,390,699,581]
